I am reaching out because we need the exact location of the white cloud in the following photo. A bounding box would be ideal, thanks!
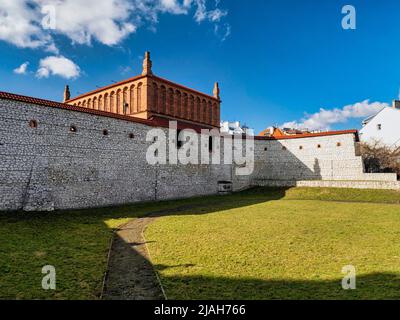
[13,62,30,75]
[36,56,81,79]
[214,22,231,41]
[281,100,388,131]
[0,0,55,50]
[193,0,227,23]
[33,0,136,46]
[0,0,230,51]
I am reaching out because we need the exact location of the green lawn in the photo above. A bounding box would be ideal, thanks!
[1,187,400,299]
[0,199,203,299]
[145,188,400,300]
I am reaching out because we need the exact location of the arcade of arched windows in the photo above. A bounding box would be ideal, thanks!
[71,82,220,126]
[72,84,141,116]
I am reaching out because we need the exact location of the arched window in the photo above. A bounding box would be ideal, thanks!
[123,87,128,114]
[212,103,218,126]
[153,83,158,112]
[104,93,109,112]
[82,100,87,107]
[202,99,207,123]
[137,83,142,112]
[208,101,213,124]
[116,89,122,114]
[88,98,92,109]
[196,97,201,121]
[110,91,115,113]
[183,93,188,119]
[160,86,167,114]
[93,97,98,110]
[176,90,181,117]
[190,95,195,120]
[98,96,103,111]
[168,88,174,115]
[129,85,135,114]
[77,101,82,106]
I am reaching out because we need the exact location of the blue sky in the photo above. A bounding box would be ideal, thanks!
[1,0,400,133]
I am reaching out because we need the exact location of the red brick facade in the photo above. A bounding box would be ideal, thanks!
[66,52,221,129]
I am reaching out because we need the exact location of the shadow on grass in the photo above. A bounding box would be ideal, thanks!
[101,188,400,300]
[2,187,399,299]
[105,228,400,300]
[0,187,292,300]
[154,272,400,300]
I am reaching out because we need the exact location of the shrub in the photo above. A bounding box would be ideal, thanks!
[360,141,400,178]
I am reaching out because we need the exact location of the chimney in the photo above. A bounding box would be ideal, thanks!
[142,51,153,76]
[63,85,70,102]
[213,82,220,100]
[393,100,400,110]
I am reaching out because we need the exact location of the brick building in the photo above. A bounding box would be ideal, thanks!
[65,52,221,129]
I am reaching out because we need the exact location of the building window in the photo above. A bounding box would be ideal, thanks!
[70,126,77,133]
[377,124,382,130]
[103,129,109,136]
[29,120,38,128]
[209,136,213,153]
[177,129,183,149]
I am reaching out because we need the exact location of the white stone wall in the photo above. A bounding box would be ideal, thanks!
[0,97,397,212]
[252,135,397,182]
[0,98,232,211]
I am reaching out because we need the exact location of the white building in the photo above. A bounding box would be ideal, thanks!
[359,101,400,148]
[220,121,254,136]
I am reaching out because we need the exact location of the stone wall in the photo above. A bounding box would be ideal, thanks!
[0,96,397,212]
[0,98,230,211]
[252,135,397,182]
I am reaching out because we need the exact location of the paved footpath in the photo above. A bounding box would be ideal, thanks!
[102,216,164,300]
[102,205,198,300]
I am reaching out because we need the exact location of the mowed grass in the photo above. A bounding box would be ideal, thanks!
[0,187,400,299]
[0,199,207,299]
[146,188,400,300]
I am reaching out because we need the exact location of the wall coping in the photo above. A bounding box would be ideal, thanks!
[255,130,360,141]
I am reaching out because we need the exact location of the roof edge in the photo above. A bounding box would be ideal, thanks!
[66,74,146,102]
[0,90,216,133]
[255,130,359,141]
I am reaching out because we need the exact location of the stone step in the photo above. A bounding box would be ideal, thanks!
[253,179,400,190]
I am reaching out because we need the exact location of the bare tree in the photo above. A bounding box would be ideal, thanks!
[360,140,400,178]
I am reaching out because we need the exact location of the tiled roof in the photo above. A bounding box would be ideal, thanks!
[66,74,219,103]
[255,130,359,141]
[0,90,213,133]
[152,75,220,101]
[66,74,146,102]
[0,90,359,140]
